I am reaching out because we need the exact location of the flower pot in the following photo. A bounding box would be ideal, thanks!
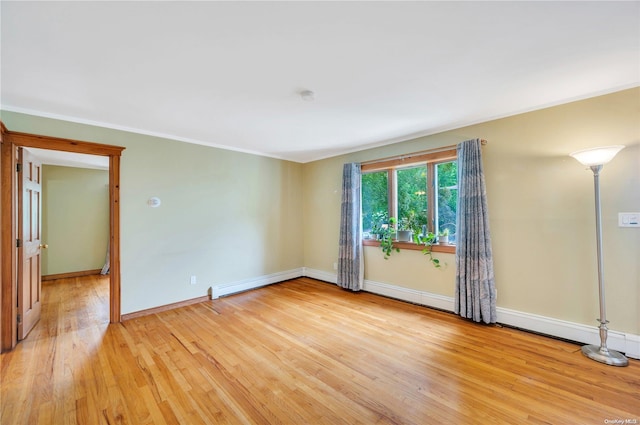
[396,230,413,242]
[438,235,449,244]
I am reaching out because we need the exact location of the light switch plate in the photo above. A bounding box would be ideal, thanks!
[618,212,640,227]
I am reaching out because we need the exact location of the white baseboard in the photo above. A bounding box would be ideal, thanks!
[302,267,337,284]
[495,307,639,359]
[212,268,304,299]
[302,268,640,360]
[625,334,640,360]
[362,279,456,312]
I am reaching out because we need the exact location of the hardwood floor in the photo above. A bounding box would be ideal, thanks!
[1,276,639,424]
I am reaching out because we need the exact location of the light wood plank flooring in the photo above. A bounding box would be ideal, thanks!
[1,276,639,424]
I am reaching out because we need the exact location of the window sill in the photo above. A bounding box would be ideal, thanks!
[362,239,456,254]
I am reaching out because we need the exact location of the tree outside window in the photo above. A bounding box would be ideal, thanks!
[436,161,457,243]
[362,171,388,233]
[397,166,428,235]
[361,151,457,243]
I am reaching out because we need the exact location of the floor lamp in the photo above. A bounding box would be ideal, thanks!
[569,145,628,367]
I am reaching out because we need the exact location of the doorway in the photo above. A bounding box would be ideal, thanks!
[1,123,124,352]
[33,148,110,281]
[33,148,111,337]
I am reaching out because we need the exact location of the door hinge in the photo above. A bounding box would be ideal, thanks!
[16,163,22,172]
[16,239,22,248]
[17,314,21,324]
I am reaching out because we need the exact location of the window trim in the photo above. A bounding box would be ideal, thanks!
[361,147,457,250]
[362,239,455,254]
[360,148,456,173]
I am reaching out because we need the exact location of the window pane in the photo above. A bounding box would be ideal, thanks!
[396,166,428,234]
[362,171,389,234]
[436,161,458,243]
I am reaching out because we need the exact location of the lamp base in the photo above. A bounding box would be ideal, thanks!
[581,345,629,367]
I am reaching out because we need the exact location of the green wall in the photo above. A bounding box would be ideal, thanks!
[41,165,109,275]
[302,88,640,335]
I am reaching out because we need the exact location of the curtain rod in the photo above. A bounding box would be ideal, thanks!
[361,138,488,166]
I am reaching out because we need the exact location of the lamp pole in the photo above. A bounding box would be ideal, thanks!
[570,146,628,367]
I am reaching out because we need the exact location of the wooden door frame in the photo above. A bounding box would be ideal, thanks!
[1,122,124,351]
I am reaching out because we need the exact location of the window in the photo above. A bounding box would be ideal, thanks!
[361,171,389,233]
[362,148,457,245]
[435,161,458,243]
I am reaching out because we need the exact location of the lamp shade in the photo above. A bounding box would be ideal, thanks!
[569,145,625,166]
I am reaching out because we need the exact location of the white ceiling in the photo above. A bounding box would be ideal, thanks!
[2,2,639,163]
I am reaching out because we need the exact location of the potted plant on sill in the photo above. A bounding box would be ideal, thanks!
[369,211,388,241]
[379,217,399,259]
[396,217,413,242]
[397,211,423,243]
[438,228,450,245]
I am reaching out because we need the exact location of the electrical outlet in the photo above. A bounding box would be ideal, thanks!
[190,275,197,285]
[333,262,338,270]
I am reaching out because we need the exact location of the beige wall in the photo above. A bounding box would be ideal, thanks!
[1,111,304,314]
[41,165,109,275]
[303,88,640,335]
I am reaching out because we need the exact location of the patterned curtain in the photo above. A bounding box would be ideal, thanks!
[455,139,497,323]
[337,163,364,291]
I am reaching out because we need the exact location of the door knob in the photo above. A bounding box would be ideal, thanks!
[39,244,48,249]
